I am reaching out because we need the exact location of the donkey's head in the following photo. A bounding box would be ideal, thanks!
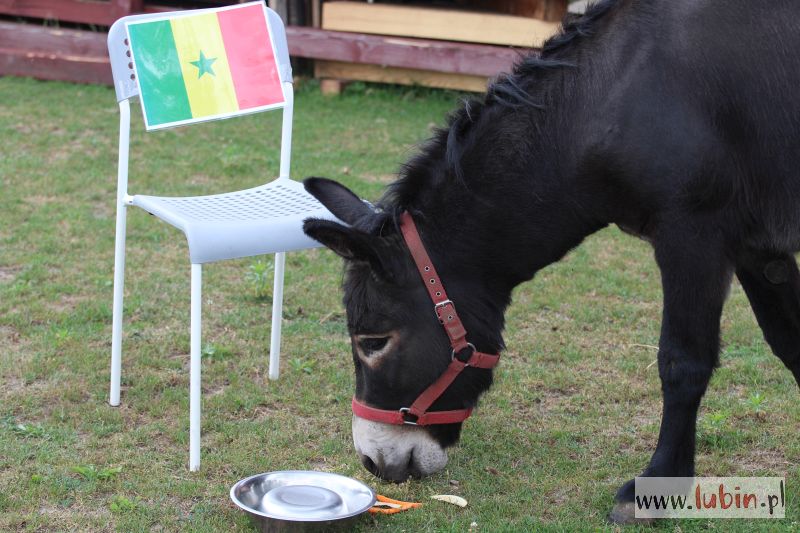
[303,177,500,482]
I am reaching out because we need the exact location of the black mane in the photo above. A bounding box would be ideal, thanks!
[381,0,620,213]
[488,0,619,108]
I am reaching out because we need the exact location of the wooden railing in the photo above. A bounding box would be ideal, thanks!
[0,1,564,91]
[0,0,152,26]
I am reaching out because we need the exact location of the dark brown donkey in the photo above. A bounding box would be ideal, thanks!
[302,0,800,523]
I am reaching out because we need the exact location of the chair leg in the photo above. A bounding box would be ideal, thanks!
[269,252,286,380]
[190,263,202,471]
[109,203,128,407]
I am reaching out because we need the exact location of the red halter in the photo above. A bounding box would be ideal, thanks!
[351,212,500,426]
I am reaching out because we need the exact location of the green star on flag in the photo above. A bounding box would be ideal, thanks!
[190,51,217,78]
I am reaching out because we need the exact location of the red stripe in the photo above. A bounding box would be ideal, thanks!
[217,5,284,110]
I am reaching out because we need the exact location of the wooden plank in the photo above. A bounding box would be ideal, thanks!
[287,0,305,26]
[319,78,344,95]
[0,21,110,84]
[537,0,569,21]
[0,0,115,26]
[142,4,174,15]
[322,1,560,48]
[1,23,523,79]
[268,0,288,24]
[287,27,521,78]
[460,0,568,22]
[0,47,111,85]
[0,19,525,88]
[110,0,144,20]
[311,0,321,28]
[315,60,489,93]
[0,21,107,56]
[0,1,192,25]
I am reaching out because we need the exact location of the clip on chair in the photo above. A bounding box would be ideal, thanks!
[107,1,336,470]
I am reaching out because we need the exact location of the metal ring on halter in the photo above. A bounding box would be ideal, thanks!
[451,343,476,365]
[398,407,419,425]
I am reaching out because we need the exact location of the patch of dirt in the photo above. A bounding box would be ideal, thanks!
[360,174,395,184]
[46,294,89,314]
[0,265,21,283]
[732,448,791,474]
[234,403,281,422]
[602,410,660,454]
[189,174,214,186]
[0,375,50,394]
[0,325,21,344]
[205,379,229,397]
[307,457,329,470]
[37,505,113,525]
[514,387,580,418]
[23,195,59,206]
[92,202,113,220]
[44,128,105,163]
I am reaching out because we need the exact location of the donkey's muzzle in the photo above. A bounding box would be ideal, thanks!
[352,415,448,481]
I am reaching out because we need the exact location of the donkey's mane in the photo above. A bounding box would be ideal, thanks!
[381,0,620,213]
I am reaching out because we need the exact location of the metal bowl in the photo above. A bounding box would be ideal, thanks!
[230,471,376,532]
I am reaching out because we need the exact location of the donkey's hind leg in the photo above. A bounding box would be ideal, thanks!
[736,251,800,386]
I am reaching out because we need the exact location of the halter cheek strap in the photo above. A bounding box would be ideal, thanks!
[351,211,500,426]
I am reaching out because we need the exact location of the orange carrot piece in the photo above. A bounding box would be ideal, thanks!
[376,494,422,507]
[369,494,423,514]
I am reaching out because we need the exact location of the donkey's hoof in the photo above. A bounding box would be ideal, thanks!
[608,502,655,526]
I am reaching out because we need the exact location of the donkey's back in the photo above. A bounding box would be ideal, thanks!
[594,0,800,252]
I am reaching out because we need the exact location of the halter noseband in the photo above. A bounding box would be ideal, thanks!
[350,211,500,426]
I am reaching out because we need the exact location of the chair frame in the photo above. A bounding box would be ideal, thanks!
[107,3,300,471]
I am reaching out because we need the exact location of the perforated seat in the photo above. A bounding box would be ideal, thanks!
[132,179,332,263]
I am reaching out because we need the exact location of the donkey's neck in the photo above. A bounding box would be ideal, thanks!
[387,0,629,339]
[398,130,603,357]
[411,103,606,287]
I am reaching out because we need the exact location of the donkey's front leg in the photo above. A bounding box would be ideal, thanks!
[609,233,734,524]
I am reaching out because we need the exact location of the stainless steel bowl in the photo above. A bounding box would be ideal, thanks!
[230,471,376,532]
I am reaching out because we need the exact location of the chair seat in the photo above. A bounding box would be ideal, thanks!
[132,178,335,263]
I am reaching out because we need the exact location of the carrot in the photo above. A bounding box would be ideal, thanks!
[369,494,422,514]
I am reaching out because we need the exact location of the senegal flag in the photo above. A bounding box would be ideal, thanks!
[127,2,285,130]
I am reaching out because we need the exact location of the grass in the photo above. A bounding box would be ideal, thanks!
[0,75,798,532]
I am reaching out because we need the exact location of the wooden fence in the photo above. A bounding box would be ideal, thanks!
[0,0,565,90]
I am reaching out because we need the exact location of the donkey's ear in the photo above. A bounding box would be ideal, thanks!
[303,218,378,262]
[304,177,375,227]
[303,219,399,281]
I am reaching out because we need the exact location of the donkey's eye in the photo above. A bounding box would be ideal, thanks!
[354,333,397,367]
[358,336,390,355]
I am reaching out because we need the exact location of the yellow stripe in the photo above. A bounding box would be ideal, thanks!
[170,13,238,119]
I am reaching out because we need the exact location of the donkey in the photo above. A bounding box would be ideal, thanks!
[302,0,800,523]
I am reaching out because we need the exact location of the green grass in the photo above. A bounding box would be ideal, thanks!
[0,75,798,532]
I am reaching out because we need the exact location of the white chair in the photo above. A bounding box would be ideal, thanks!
[106,1,336,470]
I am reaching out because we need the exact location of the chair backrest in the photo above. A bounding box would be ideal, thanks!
[108,1,292,131]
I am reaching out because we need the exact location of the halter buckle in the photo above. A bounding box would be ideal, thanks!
[434,299,455,322]
[398,407,419,426]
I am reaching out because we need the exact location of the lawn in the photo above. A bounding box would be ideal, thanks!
[0,75,798,532]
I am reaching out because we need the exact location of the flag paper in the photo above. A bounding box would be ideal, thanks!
[127,2,285,130]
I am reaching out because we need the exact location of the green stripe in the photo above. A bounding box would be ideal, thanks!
[128,20,192,127]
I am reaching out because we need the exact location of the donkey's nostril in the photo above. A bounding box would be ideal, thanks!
[360,454,380,477]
